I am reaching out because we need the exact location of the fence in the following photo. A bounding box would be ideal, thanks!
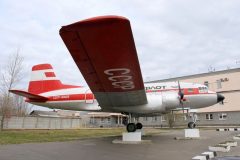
[1,116,83,129]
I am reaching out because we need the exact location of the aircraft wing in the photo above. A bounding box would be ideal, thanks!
[60,16,147,110]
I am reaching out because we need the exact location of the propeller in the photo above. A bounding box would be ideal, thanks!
[217,92,225,105]
[177,81,184,103]
[220,100,227,105]
[177,81,185,114]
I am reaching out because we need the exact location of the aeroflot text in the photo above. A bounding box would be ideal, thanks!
[145,86,167,90]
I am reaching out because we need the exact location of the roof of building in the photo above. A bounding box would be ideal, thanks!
[30,110,60,117]
[149,67,240,83]
[30,110,82,118]
[87,112,126,118]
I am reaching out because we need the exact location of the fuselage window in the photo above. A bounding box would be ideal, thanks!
[199,87,208,93]
[204,87,208,92]
[188,88,193,92]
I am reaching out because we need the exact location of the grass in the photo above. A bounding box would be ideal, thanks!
[0,128,170,145]
[0,128,125,145]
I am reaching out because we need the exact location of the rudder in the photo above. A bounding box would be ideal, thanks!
[28,64,64,94]
[28,64,80,94]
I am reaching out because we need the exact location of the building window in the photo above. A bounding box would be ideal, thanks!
[216,80,222,89]
[152,116,158,122]
[107,117,111,123]
[100,117,104,123]
[161,115,166,122]
[90,117,94,124]
[204,81,209,87]
[143,117,148,121]
[219,113,227,120]
[206,113,213,120]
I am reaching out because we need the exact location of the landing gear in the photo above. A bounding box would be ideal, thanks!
[186,111,197,129]
[127,123,137,132]
[126,123,143,132]
[136,123,143,129]
[188,122,196,129]
[125,113,143,132]
[127,123,142,132]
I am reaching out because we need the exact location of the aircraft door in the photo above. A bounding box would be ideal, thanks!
[85,89,94,104]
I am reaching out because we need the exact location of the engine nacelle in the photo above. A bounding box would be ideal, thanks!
[162,91,180,110]
[111,91,181,114]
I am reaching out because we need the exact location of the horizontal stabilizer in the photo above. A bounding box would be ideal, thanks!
[9,90,48,101]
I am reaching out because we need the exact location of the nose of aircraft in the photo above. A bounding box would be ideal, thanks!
[217,93,225,103]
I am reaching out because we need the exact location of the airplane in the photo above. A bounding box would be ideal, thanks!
[9,15,225,132]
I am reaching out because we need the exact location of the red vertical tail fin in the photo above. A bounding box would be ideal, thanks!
[28,64,79,94]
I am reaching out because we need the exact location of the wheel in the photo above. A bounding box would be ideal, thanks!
[127,123,137,132]
[136,123,143,129]
[188,122,196,129]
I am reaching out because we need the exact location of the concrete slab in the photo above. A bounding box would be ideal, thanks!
[122,132,141,141]
[112,139,152,144]
[0,129,240,160]
[185,129,200,138]
[209,145,231,152]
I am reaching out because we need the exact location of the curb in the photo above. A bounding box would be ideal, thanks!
[216,128,240,131]
[192,151,217,160]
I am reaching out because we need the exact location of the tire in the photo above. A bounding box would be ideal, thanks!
[188,122,196,129]
[136,123,143,129]
[127,123,137,132]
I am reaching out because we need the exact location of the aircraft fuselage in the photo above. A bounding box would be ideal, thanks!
[29,81,220,114]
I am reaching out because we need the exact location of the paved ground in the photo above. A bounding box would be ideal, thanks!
[0,129,240,160]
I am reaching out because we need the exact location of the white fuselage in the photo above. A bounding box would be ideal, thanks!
[29,81,218,115]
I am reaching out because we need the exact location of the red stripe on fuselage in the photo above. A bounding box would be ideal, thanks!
[146,88,201,95]
[27,88,213,103]
[27,93,94,102]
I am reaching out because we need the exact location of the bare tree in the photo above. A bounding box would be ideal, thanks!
[0,49,24,130]
[13,95,33,116]
[166,113,175,128]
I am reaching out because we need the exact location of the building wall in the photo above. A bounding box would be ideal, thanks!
[197,91,240,112]
[137,111,240,127]
[2,116,83,129]
[86,116,125,127]
[3,112,240,129]
[151,68,240,115]
[178,69,240,113]
[196,111,240,126]
[138,116,162,126]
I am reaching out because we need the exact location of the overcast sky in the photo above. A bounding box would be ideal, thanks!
[1,0,240,89]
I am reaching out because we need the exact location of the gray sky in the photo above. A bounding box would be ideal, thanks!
[1,0,240,89]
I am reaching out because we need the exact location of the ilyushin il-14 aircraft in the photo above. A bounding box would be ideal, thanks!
[10,16,225,132]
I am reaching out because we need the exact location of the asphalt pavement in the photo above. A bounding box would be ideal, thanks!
[0,129,239,160]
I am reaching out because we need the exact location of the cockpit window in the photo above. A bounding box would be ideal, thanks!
[198,87,208,93]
